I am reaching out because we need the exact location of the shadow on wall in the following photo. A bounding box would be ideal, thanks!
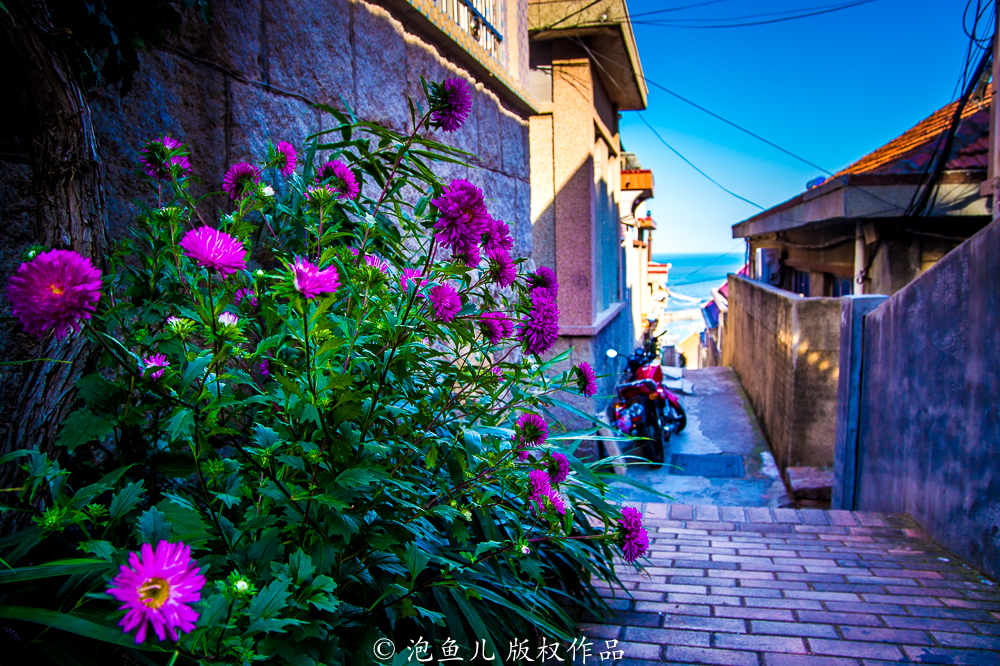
[838,216,1000,582]
[722,275,842,475]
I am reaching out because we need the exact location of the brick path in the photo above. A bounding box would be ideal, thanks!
[583,503,1000,665]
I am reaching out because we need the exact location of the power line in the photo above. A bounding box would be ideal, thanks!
[634,0,876,23]
[631,0,736,19]
[637,112,764,209]
[631,0,877,28]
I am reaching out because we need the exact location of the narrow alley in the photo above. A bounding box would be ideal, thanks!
[611,368,788,508]
[592,368,1000,665]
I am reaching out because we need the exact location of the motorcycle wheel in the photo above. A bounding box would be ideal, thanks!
[645,403,665,465]
[674,402,687,433]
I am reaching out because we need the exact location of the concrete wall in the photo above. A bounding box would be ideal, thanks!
[723,275,841,471]
[848,217,1000,581]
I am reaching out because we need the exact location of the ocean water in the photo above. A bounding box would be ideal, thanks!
[650,250,748,344]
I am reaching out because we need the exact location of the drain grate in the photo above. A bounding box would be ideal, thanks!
[669,454,745,478]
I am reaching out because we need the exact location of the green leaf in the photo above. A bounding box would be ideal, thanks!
[80,540,117,562]
[249,579,291,622]
[0,606,167,651]
[56,409,114,453]
[179,352,213,396]
[109,481,145,520]
[402,542,430,581]
[472,540,502,561]
[0,560,113,584]
[137,506,171,544]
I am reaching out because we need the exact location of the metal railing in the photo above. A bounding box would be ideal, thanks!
[437,0,505,65]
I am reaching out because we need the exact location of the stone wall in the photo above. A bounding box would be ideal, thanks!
[723,275,841,472]
[0,0,533,435]
[847,217,1000,581]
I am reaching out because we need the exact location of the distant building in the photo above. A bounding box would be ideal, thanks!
[732,86,993,297]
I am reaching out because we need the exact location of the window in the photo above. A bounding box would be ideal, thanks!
[437,0,505,65]
[790,268,810,296]
[830,275,853,297]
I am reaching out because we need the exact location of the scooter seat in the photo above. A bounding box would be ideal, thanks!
[617,378,658,400]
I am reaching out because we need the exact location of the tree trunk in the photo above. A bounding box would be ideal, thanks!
[0,0,108,531]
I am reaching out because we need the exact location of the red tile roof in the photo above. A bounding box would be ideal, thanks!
[832,85,992,178]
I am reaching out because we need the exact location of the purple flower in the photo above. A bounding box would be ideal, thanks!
[431,179,490,249]
[516,447,531,461]
[139,135,191,181]
[453,240,481,267]
[486,249,516,288]
[481,216,514,255]
[429,283,461,323]
[218,312,239,328]
[479,311,513,345]
[234,288,257,308]
[527,469,565,515]
[141,353,169,380]
[107,540,205,644]
[575,361,598,397]
[274,140,297,176]
[400,268,426,294]
[316,160,359,200]
[527,469,552,513]
[366,255,389,273]
[518,292,560,356]
[179,226,247,276]
[291,257,341,299]
[5,249,102,341]
[618,507,650,563]
[530,266,558,300]
[259,359,270,377]
[548,452,570,484]
[517,412,548,447]
[432,78,473,132]
[222,162,261,201]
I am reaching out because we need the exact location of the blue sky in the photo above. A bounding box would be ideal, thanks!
[621,0,985,254]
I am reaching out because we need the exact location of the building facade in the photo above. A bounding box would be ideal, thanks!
[527,0,650,418]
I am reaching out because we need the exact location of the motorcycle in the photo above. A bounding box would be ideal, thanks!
[606,347,687,464]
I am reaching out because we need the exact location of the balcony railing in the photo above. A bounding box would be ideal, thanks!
[437,0,505,66]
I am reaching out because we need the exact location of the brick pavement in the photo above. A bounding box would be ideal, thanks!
[582,503,1000,666]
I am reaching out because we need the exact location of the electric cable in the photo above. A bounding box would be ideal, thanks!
[633,0,877,25]
[630,0,735,19]
[636,112,764,209]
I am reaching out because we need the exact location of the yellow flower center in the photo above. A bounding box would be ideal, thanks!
[138,577,171,609]
[48,283,65,296]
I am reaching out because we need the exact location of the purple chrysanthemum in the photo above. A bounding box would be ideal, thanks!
[575,361,598,397]
[218,312,239,327]
[366,255,389,273]
[486,249,516,288]
[179,226,247,276]
[259,359,270,377]
[481,216,514,255]
[400,268,426,294]
[516,447,531,462]
[618,507,650,563]
[107,540,205,645]
[548,452,570,484]
[517,412,548,447]
[222,162,261,201]
[141,353,169,380]
[527,469,552,513]
[274,140,297,176]
[527,469,565,515]
[431,179,490,249]
[234,288,257,308]
[432,78,472,132]
[518,292,560,356]
[139,135,191,181]
[530,266,559,300]
[453,240,481,268]
[429,283,461,323]
[5,249,102,341]
[479,311,513,345]
[316,160,360,200]
[291,257,341,299]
